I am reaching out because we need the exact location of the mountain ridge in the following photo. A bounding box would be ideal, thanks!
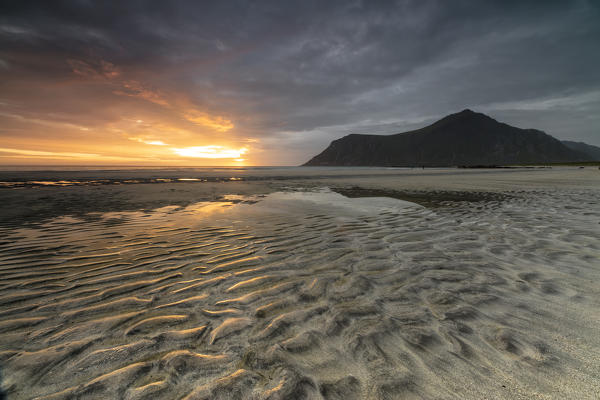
[561,140,600,160]
[304,110,594,166]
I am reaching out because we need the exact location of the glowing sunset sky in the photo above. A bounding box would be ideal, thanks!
[1,1,599,165]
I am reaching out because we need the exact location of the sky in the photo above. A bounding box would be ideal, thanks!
[1,0,599,166]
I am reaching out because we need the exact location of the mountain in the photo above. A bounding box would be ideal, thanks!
[304,109,593,166]
[561,140,600,160]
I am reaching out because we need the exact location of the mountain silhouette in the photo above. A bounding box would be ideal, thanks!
[304,110,593,166]
[561,140,600,160]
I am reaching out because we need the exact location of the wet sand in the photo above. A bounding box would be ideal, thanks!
[0,168,599,399]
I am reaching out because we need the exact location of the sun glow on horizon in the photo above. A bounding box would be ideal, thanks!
[171,145,248,159]
[0,141,254,166]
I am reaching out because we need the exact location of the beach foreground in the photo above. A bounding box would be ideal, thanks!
[0,168,599,399]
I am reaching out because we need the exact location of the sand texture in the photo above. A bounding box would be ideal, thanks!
[0,168,599,399]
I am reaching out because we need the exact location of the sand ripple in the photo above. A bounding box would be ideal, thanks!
[0,189,599,399]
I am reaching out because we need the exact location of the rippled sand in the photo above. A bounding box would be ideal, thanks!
[1,170,599,399]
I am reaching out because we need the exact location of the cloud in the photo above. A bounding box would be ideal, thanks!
[482,90,600,112]
[68,59,120,79]
[66,58,233,133]
[114,80,169,106]
[183,110,234,132]
[0,111,90,132]
[1,0,599,165]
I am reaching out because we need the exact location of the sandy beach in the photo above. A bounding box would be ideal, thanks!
[0,167,599,399]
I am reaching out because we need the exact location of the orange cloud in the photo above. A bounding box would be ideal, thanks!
[108,72,234,132]
[0,111,90,131]
[183,110,234,132]
[114,80,170,106]
[67,59,120,79]
[68,59,229,127]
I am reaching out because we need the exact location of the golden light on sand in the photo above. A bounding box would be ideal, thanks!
[172,145,248,159]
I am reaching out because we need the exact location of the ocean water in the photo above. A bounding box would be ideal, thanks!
[0,166,433,188]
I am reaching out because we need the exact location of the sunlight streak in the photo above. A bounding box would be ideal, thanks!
[0,147,99,158]
[129,137,168,146]
[0,147,154,162]
[172,146,247,159]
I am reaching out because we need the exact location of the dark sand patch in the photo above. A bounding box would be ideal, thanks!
[331,186,511,208]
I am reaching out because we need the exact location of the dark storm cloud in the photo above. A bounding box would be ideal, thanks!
[1,0,599,164]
